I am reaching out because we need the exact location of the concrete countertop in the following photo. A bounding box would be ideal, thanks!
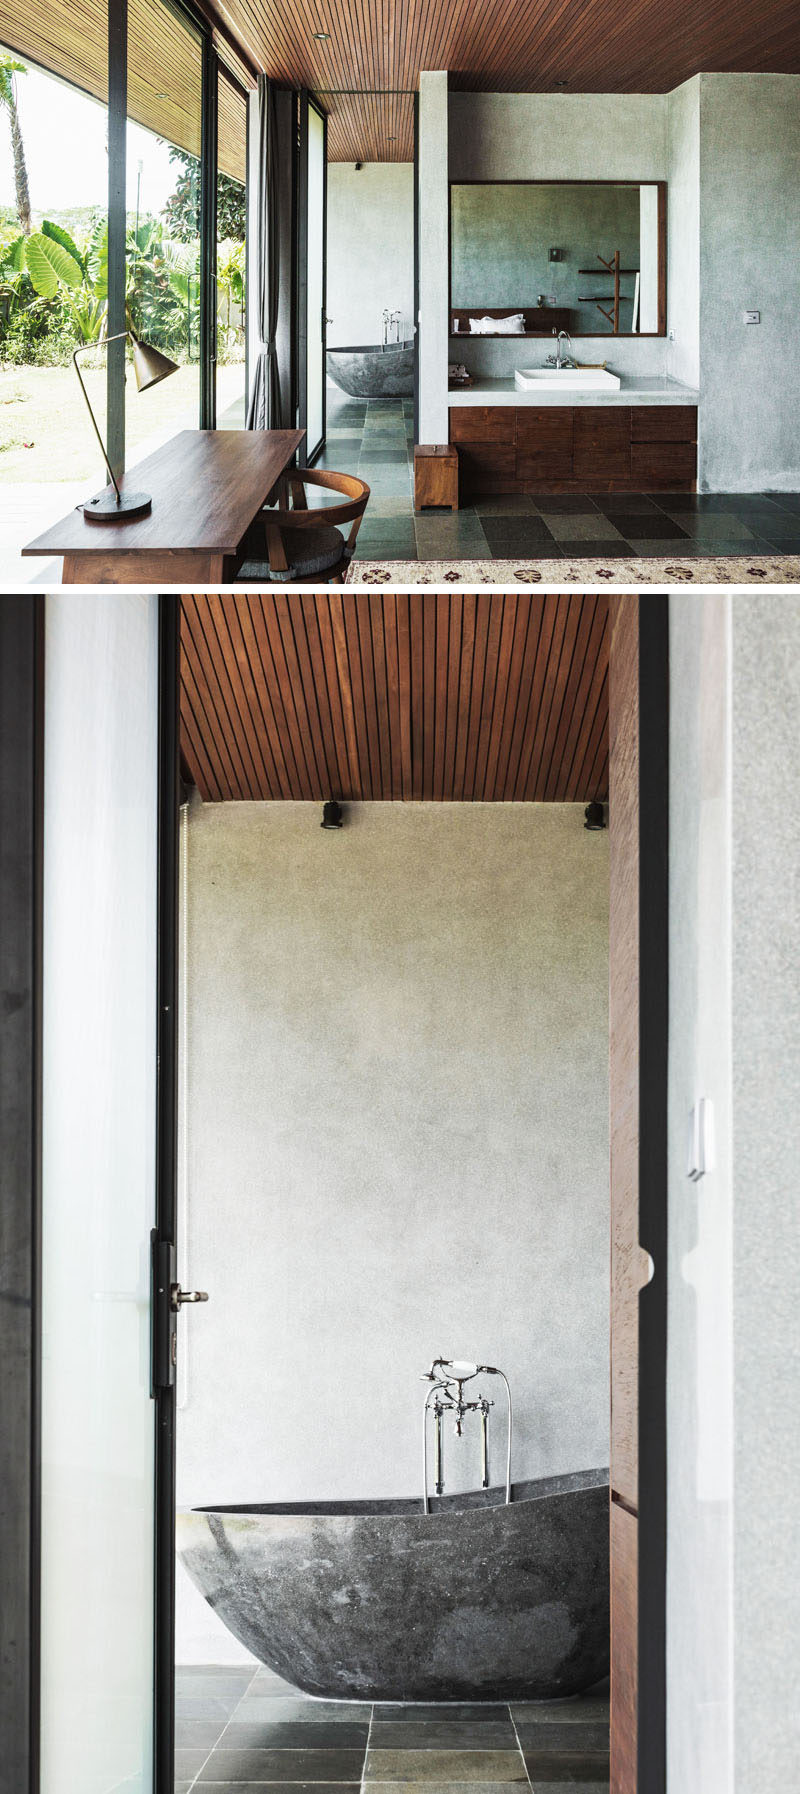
[448,375,700,407]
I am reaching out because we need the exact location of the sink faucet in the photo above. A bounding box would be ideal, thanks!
[546,329,574,370]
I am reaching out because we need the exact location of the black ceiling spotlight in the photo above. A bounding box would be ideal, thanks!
[354,161,363,171]
[321,799,344,830]
[584,801,607,831]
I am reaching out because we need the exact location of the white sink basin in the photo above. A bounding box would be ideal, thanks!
[515,367,621,392]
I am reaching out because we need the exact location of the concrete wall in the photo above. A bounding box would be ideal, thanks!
[730,597,800,1789]
[698,75,800,491]
[667,594,800,1793]
[326,164,414,352]
[448,93,670,380]
[176,801,609,1661]
[418,72,450,442]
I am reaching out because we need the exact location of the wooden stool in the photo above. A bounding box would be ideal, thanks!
[414,444,458,511]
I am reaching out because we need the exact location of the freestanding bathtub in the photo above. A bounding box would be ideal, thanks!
[177,1468,609,1701]
[326,340,414,398]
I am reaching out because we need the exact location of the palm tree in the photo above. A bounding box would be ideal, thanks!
[0,54,31,235]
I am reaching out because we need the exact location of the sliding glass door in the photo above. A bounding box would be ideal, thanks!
[216,69,248,428]
[39,595,179,1794]
[299,92,327,462]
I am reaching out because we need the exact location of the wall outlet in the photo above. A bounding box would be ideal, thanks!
[744,309,761,324]
[669,328,676,342]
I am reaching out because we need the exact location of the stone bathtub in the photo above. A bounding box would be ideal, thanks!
[326,340,414,398]
[177,1468,609,1701]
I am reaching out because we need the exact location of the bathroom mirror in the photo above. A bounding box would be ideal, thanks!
[449,180,666,338]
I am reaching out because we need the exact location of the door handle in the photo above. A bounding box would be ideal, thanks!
[170,1284,209,1311]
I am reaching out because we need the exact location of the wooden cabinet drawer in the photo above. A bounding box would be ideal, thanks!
[573,409,631,480]
[457,445,518,491]
[450,407,515,445]
[516,409,574,453]
[631,406,698,443]
[631,440,697,483]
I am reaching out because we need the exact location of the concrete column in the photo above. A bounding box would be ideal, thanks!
[417,71,450,444]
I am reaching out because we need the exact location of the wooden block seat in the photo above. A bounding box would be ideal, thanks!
[415,443,459,510]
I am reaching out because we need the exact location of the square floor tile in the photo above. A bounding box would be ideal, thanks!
[521,1753,609,1784]
[764,492,800,515]
[414,515,491,557]
[591,493,662,515]
[176,1746,214,1777]
[475,494,538,514]
[510,1700,609,1725]
[544,513,625,542]
[478,516,556,555]
[176,1719,229,1749]
[604,513,689,540]
[665,512,758,541]
[198,1747,366,1782]
[514,1724,608,1752]
[373,1708,509,1723]
[365,1751,527,1782]
[531,494,602,515]
[370,1724,517,1749]
[177,1696,239,1721]
[222,1723,369,1749]
[235,1699,372,1722]
[553,539,634,559]
[195,1784,362,1794]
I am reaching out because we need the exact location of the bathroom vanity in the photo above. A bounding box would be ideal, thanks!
[449,377,699,494]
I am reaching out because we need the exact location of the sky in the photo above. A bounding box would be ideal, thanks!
[0,52,181,220]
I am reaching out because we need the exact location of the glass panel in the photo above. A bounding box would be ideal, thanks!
[40,594,160,1794]
[126,0,203,461]
[217,71,247,428]
[0,46,109,566]
[306,102,325,454]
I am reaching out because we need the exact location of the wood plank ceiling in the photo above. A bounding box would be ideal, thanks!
[180,593,609,804]
[4,0,799,163]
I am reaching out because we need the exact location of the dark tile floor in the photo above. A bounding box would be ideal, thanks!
[175,1665,610,1793]
[315,390,800,561]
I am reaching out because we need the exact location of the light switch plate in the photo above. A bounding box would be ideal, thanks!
[687,1096,715,1181]
[744,310,761,325]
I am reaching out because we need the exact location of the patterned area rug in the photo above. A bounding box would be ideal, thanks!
[347,554,800,586]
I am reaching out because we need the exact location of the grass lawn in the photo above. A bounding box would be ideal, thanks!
[0,361,246,483]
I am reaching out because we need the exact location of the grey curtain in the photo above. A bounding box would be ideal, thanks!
[246,75,282,431]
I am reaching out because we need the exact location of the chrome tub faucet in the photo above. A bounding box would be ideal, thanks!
[421,1358,513,1513]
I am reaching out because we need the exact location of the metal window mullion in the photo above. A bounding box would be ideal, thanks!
[200,37,218,429]
[107,0,127,482]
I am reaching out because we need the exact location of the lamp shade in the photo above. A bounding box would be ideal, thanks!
[131,338,179,392]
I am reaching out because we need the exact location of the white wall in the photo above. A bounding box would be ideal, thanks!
[667,594,800,1793]
[447,93,670,380]
[418,72,450,442]
[326,163,414,351]
[698,75,800,491]
[176,801,609,1661]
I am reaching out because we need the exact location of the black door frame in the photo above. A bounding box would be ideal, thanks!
[1,595,667,1794]
[297,89,328,464]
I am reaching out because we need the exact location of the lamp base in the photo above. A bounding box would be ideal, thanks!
[81,489,152,522]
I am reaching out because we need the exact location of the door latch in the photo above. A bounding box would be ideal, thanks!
[151,1235,210,1393]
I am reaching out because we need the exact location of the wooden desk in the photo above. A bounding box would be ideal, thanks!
[22,428,305,584]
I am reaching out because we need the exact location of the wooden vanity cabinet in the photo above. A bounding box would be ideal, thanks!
[450,404,698,495]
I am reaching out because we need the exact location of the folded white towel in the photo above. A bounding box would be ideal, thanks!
[469,313,525,335]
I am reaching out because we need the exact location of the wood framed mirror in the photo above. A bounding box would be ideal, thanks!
[449,181,667,338]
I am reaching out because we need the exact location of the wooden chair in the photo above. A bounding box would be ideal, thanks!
[254,467,370,583]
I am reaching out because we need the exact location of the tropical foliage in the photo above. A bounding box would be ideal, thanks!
[0,53,245,368]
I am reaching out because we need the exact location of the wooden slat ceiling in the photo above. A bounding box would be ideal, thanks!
[6,0,800,164]
[179,593,609,805]
[2,0,247,183]
[320,93,415,163]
